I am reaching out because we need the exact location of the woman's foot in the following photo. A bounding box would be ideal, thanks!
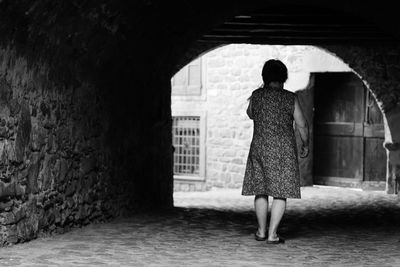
[266,235,285,244]
[254,230,267,241]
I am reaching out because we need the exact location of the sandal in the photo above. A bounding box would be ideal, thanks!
[266,237,285,244]
[254,233,267,241]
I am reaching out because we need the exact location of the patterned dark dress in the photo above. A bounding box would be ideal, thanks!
[242,87,301,198]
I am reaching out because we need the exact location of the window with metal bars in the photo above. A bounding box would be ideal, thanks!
[172,116,201,176]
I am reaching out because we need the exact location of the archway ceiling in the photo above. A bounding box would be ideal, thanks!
[198,5,398,45]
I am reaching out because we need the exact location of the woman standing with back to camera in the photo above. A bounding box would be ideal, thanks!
[242,59,309,244]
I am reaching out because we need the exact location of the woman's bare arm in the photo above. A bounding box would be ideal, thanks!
[293,95,309,157]
[247,96,254,119]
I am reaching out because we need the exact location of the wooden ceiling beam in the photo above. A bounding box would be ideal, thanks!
[201,34,393,40]
[226,16,370,26]
[203,31,391,39]
[199,35,395,45]
[220,22,377,31]
[211,28,382,35]
[198,8,398,45]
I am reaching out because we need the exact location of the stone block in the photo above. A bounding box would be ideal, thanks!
[219,129,232,139]
[30,124,46,152]
[15,184,26,197]
[0,77,12,107]
[5,224,18,244]
[224,75,236,83]
[208,58,225,68]
[2,205,26,225]
[230,68,242,77]
[27,152,41,194]
[39,102,50,117]
[217,83,228,90]
[0,181,12,198]
[4,141,17,162]
[45,211,56,226]
[80,156,96,175]
[9,99,21,117]
[232,158,244,165]
[40,154,58,191]
[0,200,13,211]
[15,104,32,162]
[58,158,69,182]
[173,184,180,192]
[61,209,71,225]
[64,180,76,197]
[222,149,236,157]
[46,133,58,153]
[189,184,195,191]
[239,75,250,83]
[181,183,189,192]
[219,157,231,163]
[0,126,7,138]
[228,164,242,173]
[208,74,223,83]
[222,164,227,172]
[16,220,28,241]
[230,83,240,90]
[195,182,204,191]
[43,198,54,210]
[232,173,244,183]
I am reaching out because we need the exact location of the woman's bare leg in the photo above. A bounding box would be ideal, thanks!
[268,197,286,241]
[254,195,268,237]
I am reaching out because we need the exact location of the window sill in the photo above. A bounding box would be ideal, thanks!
[174,175,205,182]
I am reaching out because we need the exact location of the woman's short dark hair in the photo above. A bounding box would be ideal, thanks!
[261,59,288,85]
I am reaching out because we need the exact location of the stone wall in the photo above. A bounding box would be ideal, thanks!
[0,0,175,245]
[0,48,117,244]
[172,44,353,190]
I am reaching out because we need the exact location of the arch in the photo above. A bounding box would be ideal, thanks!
[169,2,400,193]
[172,44,391,191]
[2,0,400,246]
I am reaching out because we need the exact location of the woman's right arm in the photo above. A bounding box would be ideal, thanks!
[246,95,254,119]
[293,95,309,158]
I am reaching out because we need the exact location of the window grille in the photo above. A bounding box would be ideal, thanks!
[172,116,200,176]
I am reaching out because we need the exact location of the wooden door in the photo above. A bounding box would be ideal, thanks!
[313,72,386,189]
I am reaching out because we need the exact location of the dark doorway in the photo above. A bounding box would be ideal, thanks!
[313,72,386,190]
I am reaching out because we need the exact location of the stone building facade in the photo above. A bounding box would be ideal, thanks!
[172,44,357,191]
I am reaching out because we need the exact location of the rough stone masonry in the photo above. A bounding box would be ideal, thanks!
[0,47,115,244]
[0,0,174,245]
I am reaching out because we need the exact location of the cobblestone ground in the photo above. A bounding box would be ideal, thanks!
[0,186,400,267]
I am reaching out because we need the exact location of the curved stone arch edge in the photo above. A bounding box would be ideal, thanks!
[173,43,400,194]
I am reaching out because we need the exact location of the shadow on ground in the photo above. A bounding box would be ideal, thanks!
[160,203,400,242]
[1,187,399,266]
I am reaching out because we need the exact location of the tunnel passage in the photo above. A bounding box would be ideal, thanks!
[0,0,399,246]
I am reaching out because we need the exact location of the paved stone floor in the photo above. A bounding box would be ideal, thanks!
[0,186,400,267]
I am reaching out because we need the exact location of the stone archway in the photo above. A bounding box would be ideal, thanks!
[181,44,400,194]
[1,0,400,246]
[168,0,400,194]
[171,44,395,192]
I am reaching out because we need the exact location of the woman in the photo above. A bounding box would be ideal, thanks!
[242,59,309,244]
